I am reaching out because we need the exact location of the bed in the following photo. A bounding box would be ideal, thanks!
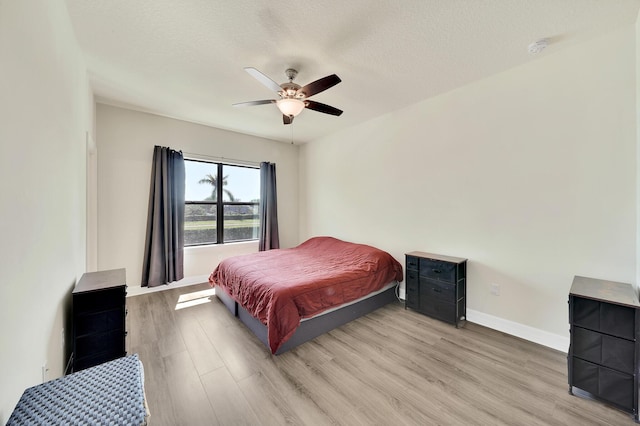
[209,236,404,354]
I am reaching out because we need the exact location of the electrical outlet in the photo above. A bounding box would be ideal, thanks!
[490,283,501,296]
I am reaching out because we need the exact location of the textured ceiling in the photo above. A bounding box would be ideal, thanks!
[65,0,640,144]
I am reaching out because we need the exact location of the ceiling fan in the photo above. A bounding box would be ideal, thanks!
[233,67,343,125]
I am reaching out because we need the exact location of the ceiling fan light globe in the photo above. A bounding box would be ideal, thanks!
[277,98,305,117]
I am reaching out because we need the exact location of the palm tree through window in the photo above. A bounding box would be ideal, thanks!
[198,173,236,202]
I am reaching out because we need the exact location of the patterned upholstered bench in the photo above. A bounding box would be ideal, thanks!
[7,354,148,425]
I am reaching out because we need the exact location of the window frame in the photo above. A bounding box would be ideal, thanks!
[184,159,260,246]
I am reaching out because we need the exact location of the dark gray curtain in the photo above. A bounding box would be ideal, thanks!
[141,146,185,287]
[259,162,279,251]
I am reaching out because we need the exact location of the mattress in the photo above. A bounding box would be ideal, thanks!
[300,280,399,322]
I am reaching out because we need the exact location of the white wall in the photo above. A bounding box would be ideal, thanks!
[0,0,93,421]
[96,104,299,288]
[300,26,637,350]
[636,9,640,290]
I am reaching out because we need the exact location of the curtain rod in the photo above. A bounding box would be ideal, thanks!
[182,152,263,168]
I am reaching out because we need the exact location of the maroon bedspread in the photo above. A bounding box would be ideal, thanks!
[209,236,403,354]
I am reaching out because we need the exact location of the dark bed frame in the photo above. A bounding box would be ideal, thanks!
[214,283,398,354]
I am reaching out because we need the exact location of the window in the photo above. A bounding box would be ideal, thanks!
[184,159,260,246]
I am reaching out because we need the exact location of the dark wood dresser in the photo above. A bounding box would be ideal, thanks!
[405,251,467,327]
[72,268,127,372]
[568,275,640,421]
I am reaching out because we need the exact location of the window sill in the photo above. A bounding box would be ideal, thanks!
[184,240,259,251]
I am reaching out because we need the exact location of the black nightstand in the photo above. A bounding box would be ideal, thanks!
[72,268,127,371]
[568,275,640,422]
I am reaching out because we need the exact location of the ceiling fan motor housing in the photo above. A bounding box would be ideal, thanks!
[279,82,303,99]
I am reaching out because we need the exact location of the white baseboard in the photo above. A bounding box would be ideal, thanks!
[466,308,569,353]
[400,292,569,353]
[126,275,210,297]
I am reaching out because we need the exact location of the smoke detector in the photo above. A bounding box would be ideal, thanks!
[528,39,548,54]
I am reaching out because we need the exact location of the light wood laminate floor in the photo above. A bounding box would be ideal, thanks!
[126,283,634,425]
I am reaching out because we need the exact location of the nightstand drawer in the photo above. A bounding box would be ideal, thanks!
[571,357,634,410]
[75,308,125,337]
[419,258,456,283]
[75,329,124,356]
[73,352,123,372]
[573,296,635,340]
[573,327,634,374]
[74,287,126,314]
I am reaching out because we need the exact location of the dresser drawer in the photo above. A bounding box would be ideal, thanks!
[599,365,635,410]
[406,269,418,286]
[572,296,635,340]
[74,286,126,314]
[75,329,125,359]
[419,258,456,283]
[571,357,634,410]
[419,298,456,324]
[406,256,419,271]
[75,308,125,337]
[405,268,419,309]
[405,293,419,310]
[573,327,635,374]
[74,352,123,372]
[420,278,455,303]
[572,357,599,396]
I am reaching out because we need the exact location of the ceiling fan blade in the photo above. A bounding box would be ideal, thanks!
[232,99,276,107]
[298,74,341,98]
[244,67,282,93]
[283,114,293,125]
[305,100,343,116]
